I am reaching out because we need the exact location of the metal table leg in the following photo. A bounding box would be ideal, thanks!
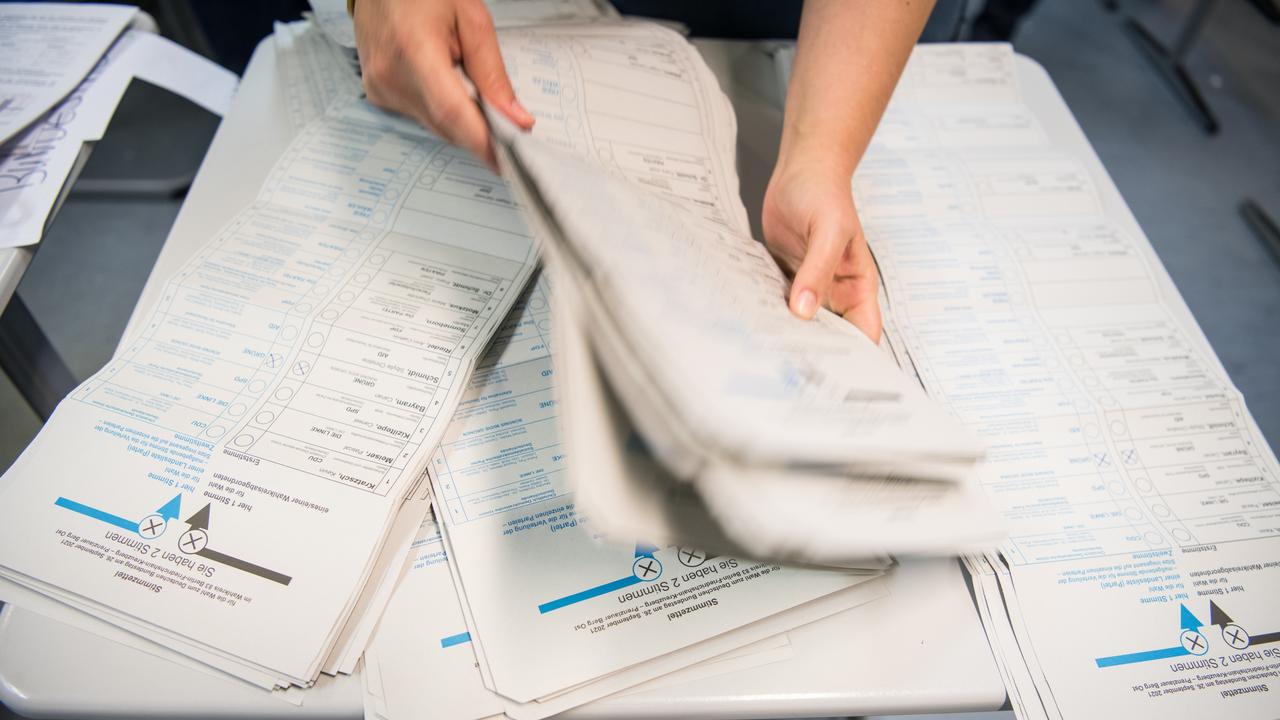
[1240,199,1280,266]
[1124,0,1220,134]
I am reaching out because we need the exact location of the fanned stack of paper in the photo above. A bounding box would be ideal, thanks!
[0,3,238,249]
[490,36,1003,566]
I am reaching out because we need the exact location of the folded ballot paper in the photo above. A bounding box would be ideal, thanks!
[490,74,1004,565]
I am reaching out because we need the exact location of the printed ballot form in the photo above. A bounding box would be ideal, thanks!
[363,510,505,720]
[0,98,539,687]
[275,18,361,133]
[857,44,1280,719]
[428,274,882,715]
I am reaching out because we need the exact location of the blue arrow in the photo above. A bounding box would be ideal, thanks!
[439,631,472,648]
[1180,604,1204,632]
[538,575,641,614]
[155,494,182,521]
[1096,605,1206,668]
[635,542,659,558]
[1096,646,1189,667]
[55,497,140,533]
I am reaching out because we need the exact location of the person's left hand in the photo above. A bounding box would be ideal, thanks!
[762,156,882,343]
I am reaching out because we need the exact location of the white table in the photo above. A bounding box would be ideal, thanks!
[0,36,1008,719]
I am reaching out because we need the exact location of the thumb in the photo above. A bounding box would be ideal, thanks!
[788,219,849,320]
[457,6,534,129]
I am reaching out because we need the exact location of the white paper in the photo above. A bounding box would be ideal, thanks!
[485,0,619,27]
[497,28,982,483]
[364,502,797,720]
[0,2,135,145]
[863,44,1280,719]
[0,29,238,249]
[364,509,506,720]
[427,271,882,710]
[305,0,621,48]
[275,19,361,132]
[321,478,433,675]
[0,98,539,688]
[305,0,358,50]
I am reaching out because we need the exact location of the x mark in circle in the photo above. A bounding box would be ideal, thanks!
[1223,624,1251,650]
[633,557,662,581]
[179,528,208,554]
[138,514,166,539]
[678,547,707,567]
[1180,630,1207,655]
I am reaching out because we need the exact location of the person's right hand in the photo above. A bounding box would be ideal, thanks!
[353,0,534,169]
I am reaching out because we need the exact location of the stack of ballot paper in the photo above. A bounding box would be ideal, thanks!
[491,43,1005,566]
[0,23,545,691]
[834,43,1279,720]
[0,3,238,249]
[369,270,887,718]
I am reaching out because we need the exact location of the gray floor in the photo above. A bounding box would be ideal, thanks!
[0,0,1276,718]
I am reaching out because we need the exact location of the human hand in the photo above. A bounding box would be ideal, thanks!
[762,157,882,343]
[353,0,534,169]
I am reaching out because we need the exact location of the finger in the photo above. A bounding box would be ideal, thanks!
[788,218,851,320]
[842,295,883,343]
[827,230,878,315]
[456,3,534,129]
[410,47,500,169]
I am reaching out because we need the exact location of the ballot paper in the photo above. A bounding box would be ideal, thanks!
[850,44,1280,719]
[484,0,620,27]
[307,0,620,45]
[364,510,506,720]
[0,29,238,249]
[364,501,803,720]
[486,20,999,564]
[275,18,362,132]
[0,2,136,145]
[0,97,540,688]
[426,271,886,717]
[362,277,870,720]
[305,0,358,50]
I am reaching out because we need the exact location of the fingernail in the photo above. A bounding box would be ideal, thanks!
[511,99,534,128]
[793,289,817,319]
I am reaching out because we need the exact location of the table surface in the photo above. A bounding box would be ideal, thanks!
[0,36,1016,719]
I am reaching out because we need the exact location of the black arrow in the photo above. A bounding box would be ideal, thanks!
[1250,632,1280,647]
[182,503,291,586]
[1209,600,1234,627]
[185,504,211,531]
[1209,600,1280,648]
